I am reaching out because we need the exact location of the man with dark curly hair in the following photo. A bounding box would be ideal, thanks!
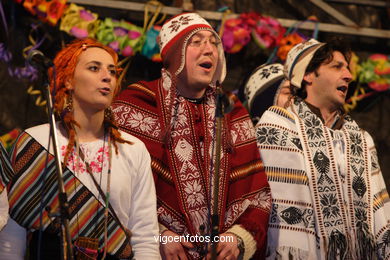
[256,38,390,259]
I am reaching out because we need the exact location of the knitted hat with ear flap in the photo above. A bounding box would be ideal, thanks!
[284,38,325,88]
[158,12,226,85]
[244,63,285,120]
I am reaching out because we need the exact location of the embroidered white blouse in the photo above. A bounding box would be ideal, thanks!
[3,123,161,260]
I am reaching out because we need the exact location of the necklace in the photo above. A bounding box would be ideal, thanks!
[73,130,112,259]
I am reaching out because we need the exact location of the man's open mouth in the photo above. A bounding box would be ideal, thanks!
[199,62,212,69]
[337,86,347,93]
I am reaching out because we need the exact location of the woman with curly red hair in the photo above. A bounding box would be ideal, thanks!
[0,38,160,259]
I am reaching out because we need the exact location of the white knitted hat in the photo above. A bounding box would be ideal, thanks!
[245,63,284,112]
[158,12,226,84]
[284,38,325,88]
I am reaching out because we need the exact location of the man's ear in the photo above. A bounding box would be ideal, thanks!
[303,72,313,86]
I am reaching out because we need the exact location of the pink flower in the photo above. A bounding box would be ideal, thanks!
[79,9,95,21]
[108,41,120,52]
[240,12,260,28]
[222,17,251,53]
[128,30,141,39]
[114,27,128,37]
[225,18,244,28]
[70,27,88,38]
[122,46,134,56]
[89,161,102,173]
[78,162,85,173]
[253,16,285,49]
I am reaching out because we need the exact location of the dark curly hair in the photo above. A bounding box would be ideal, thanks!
[292,37,351,99]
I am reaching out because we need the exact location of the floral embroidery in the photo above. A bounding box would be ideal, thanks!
[305,115,323,139]
[239,119,256,140]
[355,208,367,223]
[128,111,158,133]
[61,140,109,175]
[252,188,272,211]
[231,118,255,144]
[174,102,188,128]
[184,180,205,207]
[257,127,279,145]
[168,15,193,33]
[61,145,86,173]
[350,133,363,156]
[158,209,186,234]
[112,105,160,138]
[320,193,340,219]
[259,64,282,79]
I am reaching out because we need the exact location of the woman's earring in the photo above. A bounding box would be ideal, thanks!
[66,94,73,113]
[61,94,73,119]
[104,107,113,121]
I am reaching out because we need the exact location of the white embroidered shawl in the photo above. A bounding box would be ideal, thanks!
[256,100,390,260]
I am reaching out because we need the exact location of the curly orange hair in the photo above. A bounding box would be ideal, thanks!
[48,38,131,165]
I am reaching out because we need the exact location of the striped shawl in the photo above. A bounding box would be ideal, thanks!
[1,130,132,258]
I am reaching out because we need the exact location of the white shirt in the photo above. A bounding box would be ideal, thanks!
[7,124,160,259]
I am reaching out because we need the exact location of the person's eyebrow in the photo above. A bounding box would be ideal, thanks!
[86,60,101,65]
[331,60,345,66]
[86,61,116,68]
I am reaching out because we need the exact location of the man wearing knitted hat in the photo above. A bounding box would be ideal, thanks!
[113,13,271,260]
[244,63,291,124]
[256,38,390,259]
